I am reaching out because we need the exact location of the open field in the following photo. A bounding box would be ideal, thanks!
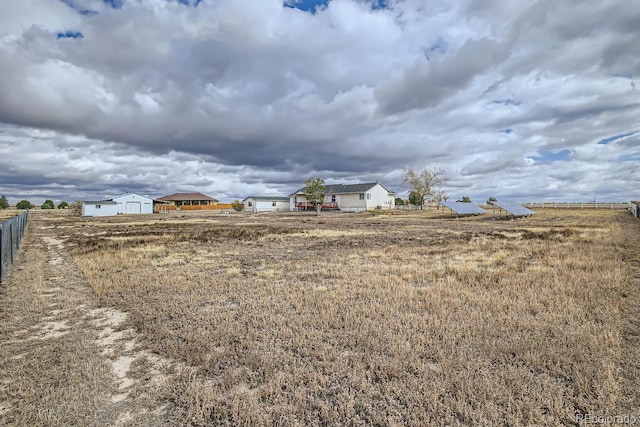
[0,209,23,220]
[1,208,639,425]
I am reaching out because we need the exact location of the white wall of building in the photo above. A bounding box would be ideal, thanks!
[244,198,290,213]
[113,193,154,214]
[365,183,395,210]
[337,193,367,212]
[82,202,119,217]
[82,193,154,217]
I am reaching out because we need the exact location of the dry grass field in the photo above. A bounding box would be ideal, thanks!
[2,208,639,425]
[0,209,22,220]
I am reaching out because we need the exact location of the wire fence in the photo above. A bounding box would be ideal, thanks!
[523,202,629,209]
[0,210,29,284]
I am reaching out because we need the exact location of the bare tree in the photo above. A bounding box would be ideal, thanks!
[402,166,447,210]
[433,189,449,210]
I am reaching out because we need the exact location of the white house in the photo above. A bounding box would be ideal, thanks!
[243,196,290,213]
[82,193,154,217]
[289,182,395,212]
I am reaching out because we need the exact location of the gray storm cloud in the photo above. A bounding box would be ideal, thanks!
[0,0,638,204]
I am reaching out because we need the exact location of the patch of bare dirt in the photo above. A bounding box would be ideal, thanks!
[0,212,178,425]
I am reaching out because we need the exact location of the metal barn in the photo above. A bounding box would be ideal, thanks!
[82,193,154,217]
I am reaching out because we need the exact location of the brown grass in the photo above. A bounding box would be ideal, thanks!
[0,209,24,220]
[6,208,639,425]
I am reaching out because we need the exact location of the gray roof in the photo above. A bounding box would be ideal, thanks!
[291,182,395,196]
[83,200,118,205]
[84,193,152,205]
[243,196,290,202]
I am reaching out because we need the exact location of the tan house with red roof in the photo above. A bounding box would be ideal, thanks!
[155,192,221,211]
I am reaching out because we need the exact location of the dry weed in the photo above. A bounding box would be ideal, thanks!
[64,209,638,425]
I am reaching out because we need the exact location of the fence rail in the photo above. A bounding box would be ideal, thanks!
[0,210,29,283]
[522,202,629,209]
[629,202,640,219]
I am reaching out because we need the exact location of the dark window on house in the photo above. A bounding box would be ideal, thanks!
[248,202,253,207]
[331,195,336,202]
[359,194,365,200]
[96,204,101,209]
[367,193,371,200]
[272,201,277,207]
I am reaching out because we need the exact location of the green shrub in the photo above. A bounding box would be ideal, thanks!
[16,200,34,210]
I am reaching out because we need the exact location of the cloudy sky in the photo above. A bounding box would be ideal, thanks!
[0,0,638,205]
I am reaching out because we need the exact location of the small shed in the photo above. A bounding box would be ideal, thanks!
[82,193,154,217]
[243,196,290,213]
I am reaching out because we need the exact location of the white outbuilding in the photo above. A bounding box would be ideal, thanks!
[82,193,154,217]
[242,196,290,213]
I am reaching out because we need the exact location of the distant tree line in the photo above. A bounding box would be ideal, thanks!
[0,196,72,210]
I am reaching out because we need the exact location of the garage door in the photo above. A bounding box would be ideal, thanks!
[125,201,141,214]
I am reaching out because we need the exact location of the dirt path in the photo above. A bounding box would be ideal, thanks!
[0,214,176,426]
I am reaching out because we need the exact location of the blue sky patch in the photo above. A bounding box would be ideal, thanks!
[528,149,572,163]
[284,0,329,12]
[176,0,203,6]
[284,0,385,13]
[102,0,123,8]
[61,0,121,12]
[500,128,513,134]
[57,31,84,39]
[597,131,637,145]
[368,0,387,10]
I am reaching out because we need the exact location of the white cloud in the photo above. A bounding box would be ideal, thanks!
[0,0,638,204]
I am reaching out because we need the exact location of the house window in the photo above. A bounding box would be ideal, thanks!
[96,204,101,209]
[359,194,365,200]
[367,193,371,200]
[248,202,253,207]
[272,201,276,207]
[331,195,336,202]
